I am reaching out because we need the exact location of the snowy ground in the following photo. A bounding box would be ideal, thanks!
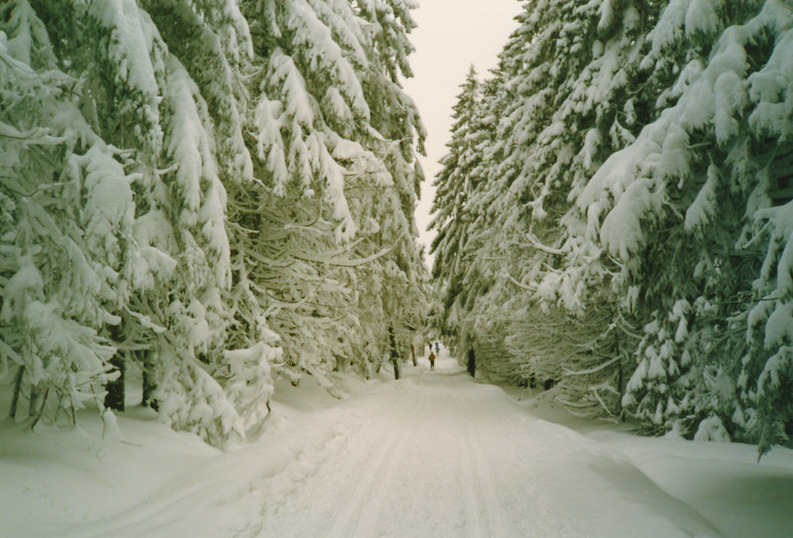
[2,350,793,537]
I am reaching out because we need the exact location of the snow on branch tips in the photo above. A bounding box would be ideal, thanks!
[0,0,428,446]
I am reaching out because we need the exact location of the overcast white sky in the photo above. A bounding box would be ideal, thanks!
[403,0,523,266]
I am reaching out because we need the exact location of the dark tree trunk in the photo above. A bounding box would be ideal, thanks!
[611,304,625,421]
[389,326,400,380]
[104,354,125,411]
[29,386,43,417]
[467,347,476,378]
[411,344,417,367]
[617,338,624,421]
[9,365,24,419]
[140,350,158,410]
[104,324,125,411]
[29,385,48,428]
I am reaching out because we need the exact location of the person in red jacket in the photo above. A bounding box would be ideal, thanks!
[428,351,436,371]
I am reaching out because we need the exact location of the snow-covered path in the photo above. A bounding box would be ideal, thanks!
[261,366,520,537]
[251,358,717,537]
[3,357,731,537]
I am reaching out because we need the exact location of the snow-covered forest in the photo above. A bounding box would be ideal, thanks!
[3,0,793,466]
[0,0,428,446]
[431,0,793,455]
[4,0,793,535]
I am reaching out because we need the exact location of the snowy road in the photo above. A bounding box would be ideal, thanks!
[250,358,718,537]
[6,357,724,538]
[260,367,519,537]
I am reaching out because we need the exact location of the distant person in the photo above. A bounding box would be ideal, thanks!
[467,347,475,378]
[428,351,436,371]
[435,342,439,353]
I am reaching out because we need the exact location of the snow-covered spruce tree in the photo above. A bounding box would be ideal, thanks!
[79,0,263,444]
[237,0,426,387]
[430,66,486,349]
[442,73,515,363]
[498,0,664,410]
[574,0,793,450]
[1,0,280,445]
[2,0,427,444]
[0,1,135,426]
[431,0,663,415]
[340,147,428,378]
[139,0,280,439]
[343,0,428,375]
[236,0,371,389]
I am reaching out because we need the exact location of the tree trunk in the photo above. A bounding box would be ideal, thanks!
[9,365,24,419]
[411,344,417,367]
[29,386,42,418]
[140,350,158,410]
[104,323,125,411]
[389,325,400,380]
[29,385,48,429]
[467,347,476,377]
[611,304,626,421]
[616,337,624,421]
[104,354,125,411]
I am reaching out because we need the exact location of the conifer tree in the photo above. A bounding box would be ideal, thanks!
[426,0,793,453]
[238,0,426,387]
[346,0,428,374]
[0,0,267,444]
[1,0,138,426]
[1,0,427,446]
[430,66,483,344]
[431,0,663,415]
[577,0,793,451]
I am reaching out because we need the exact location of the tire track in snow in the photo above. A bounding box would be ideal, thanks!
[324,382,426,538]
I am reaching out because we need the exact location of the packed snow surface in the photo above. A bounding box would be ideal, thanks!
[2,352,793,537]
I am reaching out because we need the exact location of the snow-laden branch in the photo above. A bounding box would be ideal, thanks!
[123,308,167,334]
[245,249,297,269]
[512,230,565,256]
[563,355,621,377]
[0,122,64,145]
[506,274,537,292]
[292,234,403,268]
[292,244,393,267]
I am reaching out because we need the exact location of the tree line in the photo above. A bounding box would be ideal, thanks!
[430,0,793,455]
[0,0,428,446]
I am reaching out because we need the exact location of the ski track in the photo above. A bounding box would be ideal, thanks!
[69,361,721,537]
[251,363,719,538]
[324,386,421,537]
[257,367,585,537]
[452,386,485,538]
[450,388,511,537]
[259,369,510,537]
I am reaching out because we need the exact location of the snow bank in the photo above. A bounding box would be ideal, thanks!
[522,392,793,538]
